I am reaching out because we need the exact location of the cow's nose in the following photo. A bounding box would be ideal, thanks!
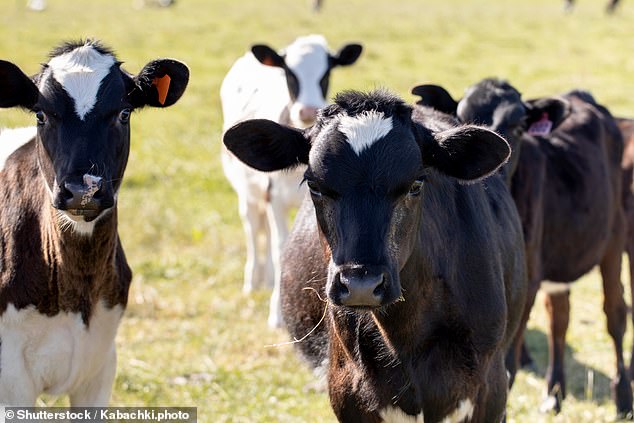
[62,180,102,208]
[331,268,387,307]
[299,106,318,124]
[59,176,109,220]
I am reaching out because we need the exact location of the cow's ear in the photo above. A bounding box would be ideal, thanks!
[223,119,310,172]
[423,125,510,182]
[331,44,362,67]
[129,59,189,108]
[524,97,570,130]
[251,45,286,68]
[411,84,458,115]
[0,60,39,109]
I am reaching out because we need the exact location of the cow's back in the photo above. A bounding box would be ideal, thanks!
[525,95,622,281]
[220,52,290,130]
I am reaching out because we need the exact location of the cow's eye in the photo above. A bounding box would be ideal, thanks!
[306,180,322,197]
[35,111,47,126]
[408,180,424,196]
[119,109,131,124]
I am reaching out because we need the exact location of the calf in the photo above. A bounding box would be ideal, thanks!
[224,90,527,422]
[413,80,632,417]
[0,40,188,405]
[220,35,362,327]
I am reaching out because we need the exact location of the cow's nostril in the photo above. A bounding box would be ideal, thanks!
[92,186,104,199]
[62,185,74,202]
[373,282,385,297]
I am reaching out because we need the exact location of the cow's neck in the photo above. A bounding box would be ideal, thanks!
[40,200,121,322]
[45,208,118,264]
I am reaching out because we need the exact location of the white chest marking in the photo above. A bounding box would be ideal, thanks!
[379,398,474,423]
[338,111,393,155]
[441,399,474,423]
[0,302,123,402]
[0,127,36,171]
[540,280,573,294]
[380,406,424,423]
[45,45,115,120]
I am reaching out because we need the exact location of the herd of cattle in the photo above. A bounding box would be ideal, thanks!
[1,35,634,422]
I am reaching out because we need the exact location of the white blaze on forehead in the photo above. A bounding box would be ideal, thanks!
[45,44,116,120]
[338,111,393,155]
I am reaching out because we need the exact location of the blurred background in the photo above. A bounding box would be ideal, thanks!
[1,0,634,421]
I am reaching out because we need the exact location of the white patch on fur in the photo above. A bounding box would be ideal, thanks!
[0,302,123,405]
[338,111,393,155]
[540,281,573,294]
[441,399,474,423]
[379,406,424,423]
[56,211,98,236]
[80,174,102,206]
[284,35,330,127]
[0,127,36,171]
[45,44,115,120]
[56,206,113,237]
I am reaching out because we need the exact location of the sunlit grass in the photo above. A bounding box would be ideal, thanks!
[2,0,634,421]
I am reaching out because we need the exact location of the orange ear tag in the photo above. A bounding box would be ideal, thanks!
[152,74,172,105]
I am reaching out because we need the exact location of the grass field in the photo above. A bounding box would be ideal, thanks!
[2,0,634,421]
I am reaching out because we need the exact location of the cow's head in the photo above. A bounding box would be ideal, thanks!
[251,35,362,128]
[224,90,509,309]
[0,40,189,235]
[412,78,570,183]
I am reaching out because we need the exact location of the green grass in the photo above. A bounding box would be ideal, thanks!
[2,0,634,421]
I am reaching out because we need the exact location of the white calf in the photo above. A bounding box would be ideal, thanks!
[220,34,362,327]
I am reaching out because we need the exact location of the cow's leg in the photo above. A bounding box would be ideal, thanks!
[506,276,540,389]
[266,197,290,328]
[600,214,633,419]
[519,341,536,371]
[626,219,634,381]
[69,346,116,406]
[607,0,620,13]
[541,289,570,414]
[239,196,266,293]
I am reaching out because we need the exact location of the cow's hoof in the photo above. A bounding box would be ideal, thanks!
[613,376,633,420]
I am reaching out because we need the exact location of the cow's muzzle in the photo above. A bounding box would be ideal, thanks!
[329,265,393,308]
[54,175,113,221]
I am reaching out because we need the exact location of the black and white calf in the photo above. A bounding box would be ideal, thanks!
[220,35,362,327]
[413,79,632,417]
[224,90,527,422]
[0,40,188,405]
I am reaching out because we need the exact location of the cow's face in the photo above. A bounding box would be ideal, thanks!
[251,35,362,128]
[456,78,570,182]
[0,40,189,235]
[457,79,526,142]
[223,90,510,310]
